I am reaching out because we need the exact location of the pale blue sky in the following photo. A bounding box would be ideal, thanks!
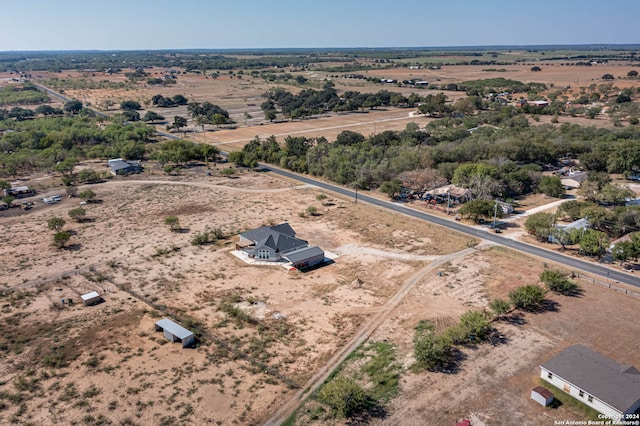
[1,0,638,51]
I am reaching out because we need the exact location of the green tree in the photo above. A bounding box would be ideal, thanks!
[54,157,78,176]
[458,199,499,223]
[379,178,402,198]
[2,195,15,208]
[550,226,580,250]
[164,215,180,232]
[413,320,452,370]
[451,163,497,187]
[168,116,188,134]
[628,70,638,78]
[65,185,78,198]
[63,100,83,114]
[317,376,369,418]
[509,285,546,312]
[264,109,277,122]
[47,217,66,231]
[489,298,511,319]
[142,111,165,123]
[524,212,554,241]
[579,229,608,257]
[77,169,100,184]
[120,100,142,111]
[540,269,580,295]
[68,207,87,222]
[79,189,96,203]
[53,231,71,249]
[612,240,638,264]
[0,180,10,191]
[458,310,491,341]
[538,176,564,198]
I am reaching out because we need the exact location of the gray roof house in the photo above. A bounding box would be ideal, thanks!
[548,218,590,244]
[540,345,640,418]
[238,223,325,269]
[108,158,143,176]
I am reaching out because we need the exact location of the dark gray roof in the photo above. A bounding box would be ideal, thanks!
[269,222,296,237]
[109,160,132,171]
[541,345,640,412]
[256,232,307,254]
[240,223,308,254]
[155,318,194,340]
[284,246,325,263]
[240,223,295,242]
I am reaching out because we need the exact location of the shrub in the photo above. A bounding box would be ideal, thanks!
[317,376,369,418]
[68,207,87,222]
[164,215,180,232]
[52,231,72,249]
[47,217,66,231]
[489,298,511,319]
[540,269,580,295]
[509,285,546,311]
[413,320,452,370]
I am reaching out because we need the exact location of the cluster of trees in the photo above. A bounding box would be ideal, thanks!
[146,77,176,85]
[413,311,492,371]
[430,77,547,96]
[0,116,155,177]
[187,101,232,127]
[0,82,49,106]
[151,94,188,108]
[151,138,219,170]
[261,85,425,120]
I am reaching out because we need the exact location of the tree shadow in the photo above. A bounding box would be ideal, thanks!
[487,329,510,347]
[65,243,82,251]
[428,348,467,375]
[503,312,527,326]
[346,399,388,425]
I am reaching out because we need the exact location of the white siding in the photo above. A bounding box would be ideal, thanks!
[540,368,623,418]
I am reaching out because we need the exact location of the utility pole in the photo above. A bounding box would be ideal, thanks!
[446,189,450,215]
[355,166,364,204]
[493,200,498,229]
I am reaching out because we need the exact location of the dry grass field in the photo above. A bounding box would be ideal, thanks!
[0,168,476,425]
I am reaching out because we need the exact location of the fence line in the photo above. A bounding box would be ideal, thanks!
[543,262,640,299]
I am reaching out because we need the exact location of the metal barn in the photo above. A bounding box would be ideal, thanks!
[155,318,195,348]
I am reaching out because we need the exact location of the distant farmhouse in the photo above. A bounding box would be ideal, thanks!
[540,345,640,418]
[108,158,143,176]
[237,223,325,270]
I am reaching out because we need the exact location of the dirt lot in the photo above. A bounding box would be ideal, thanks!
[0,169,475,425]
[289,245,640,426]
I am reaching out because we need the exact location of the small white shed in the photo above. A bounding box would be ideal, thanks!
[531,386,554,406]
[80,291,101,306]
[155,318,195,348]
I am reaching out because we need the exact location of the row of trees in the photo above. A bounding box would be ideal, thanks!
[261,84,426,120]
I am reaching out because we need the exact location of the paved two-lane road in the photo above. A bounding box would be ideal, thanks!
[262,166,640,288]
